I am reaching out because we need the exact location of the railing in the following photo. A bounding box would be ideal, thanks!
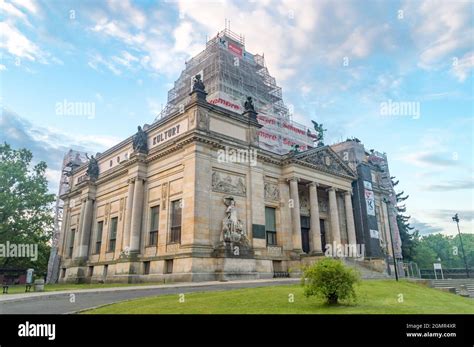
[273,271,290,278]
[419,268,473,279]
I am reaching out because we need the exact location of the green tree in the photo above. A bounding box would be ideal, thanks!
[301,258,360,305]
[0,143,55,273]
[391,177,418,261]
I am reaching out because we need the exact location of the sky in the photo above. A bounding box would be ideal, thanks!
[1,0,473,236]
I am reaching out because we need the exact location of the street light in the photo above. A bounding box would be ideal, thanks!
[452,213,470,278]
[383,197,399,281]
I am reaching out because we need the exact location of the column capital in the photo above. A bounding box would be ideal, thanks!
[307,181,319,188]
[344,189,353,196]
[128,176,146,184]
[286,177,300,183]
[326,187,338,193]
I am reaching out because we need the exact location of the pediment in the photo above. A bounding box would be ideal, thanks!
[288,146,357,179]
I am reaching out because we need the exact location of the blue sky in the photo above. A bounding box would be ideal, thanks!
[1,0,473,236]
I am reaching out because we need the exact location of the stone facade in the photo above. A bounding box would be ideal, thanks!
[57,92,386,284]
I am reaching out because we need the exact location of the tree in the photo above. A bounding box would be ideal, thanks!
[301,258,360,305]
[0,143,55,273]
[391,177,418,261]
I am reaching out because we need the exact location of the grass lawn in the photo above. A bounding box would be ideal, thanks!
[83,280,474,314]
[2,282,168,295]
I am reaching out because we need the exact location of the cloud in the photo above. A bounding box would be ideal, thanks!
[451,52,474,82]
[0,107,121,191]
[428,209,474,222]
[423,180,474,192]
[410,218,444,235]
[0,21,41,61]
[403,150,461,168]
[88,53,122,75]
[11,0,39,15]
[404,0,474,69]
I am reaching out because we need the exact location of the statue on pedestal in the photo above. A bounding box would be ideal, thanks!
[192,74,206,92]
[85,154,99,180]
[311,120,327,146]
[221,197,248,246]
[244,96,255,112]
[132,125,148,154]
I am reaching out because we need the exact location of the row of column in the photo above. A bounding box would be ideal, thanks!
[288,178,357,254]
[72,176,145,260]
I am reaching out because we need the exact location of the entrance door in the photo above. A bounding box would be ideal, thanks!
[320,219,327,252]
[300,216,310,253]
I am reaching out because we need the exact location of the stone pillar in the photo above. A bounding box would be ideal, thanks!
[308,182,322,253]
[288,177,302,253]
[77,197,94,258]
[129,178,145,252]
[328,188,341,245]
[123,178,135,250]
[344,190,357,246]
[74,201,86,258]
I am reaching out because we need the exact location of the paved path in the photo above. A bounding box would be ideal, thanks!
[0,278,299,314]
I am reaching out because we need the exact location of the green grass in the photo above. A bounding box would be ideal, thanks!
[2,282,168,295]
[83,280,474,314]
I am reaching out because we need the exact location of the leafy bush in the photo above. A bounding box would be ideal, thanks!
[301,258,360,305]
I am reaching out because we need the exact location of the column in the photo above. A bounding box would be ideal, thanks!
[344,190,357,246]
[328,188,341,245]
[123,178,135,250]
[308,182,322,253]
[77,197,94,258]
[73,201,86,258]
[129,178,144,252]
[289,177,302,253]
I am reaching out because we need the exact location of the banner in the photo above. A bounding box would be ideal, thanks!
[365,189,375,216]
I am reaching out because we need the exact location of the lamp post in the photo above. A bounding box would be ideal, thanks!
[452,213,470,278]
[384,197,399,281]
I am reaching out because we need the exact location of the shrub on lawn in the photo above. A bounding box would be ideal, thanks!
[301,258,360,305]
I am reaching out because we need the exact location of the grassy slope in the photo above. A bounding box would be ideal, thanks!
[84,280,474,314]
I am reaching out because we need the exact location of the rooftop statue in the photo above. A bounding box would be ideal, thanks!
[132,125,148,154]
[244,96,255,112]
[311,120,327,146]
[192,74,206,92]
[85,154,99,180]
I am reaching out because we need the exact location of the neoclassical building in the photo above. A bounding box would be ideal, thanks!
[56,83,388,283]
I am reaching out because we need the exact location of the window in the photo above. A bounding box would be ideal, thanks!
[88,266,94,277]
[143,261,150,275]
[165,259,173,274]
[68,228,75,257]
[149,206,159,246]
[95,221,103,254]
[169,200,182,243]
[265,207,277,246]
[109,217,118,252]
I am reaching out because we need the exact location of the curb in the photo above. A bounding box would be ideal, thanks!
[0,278,299,304]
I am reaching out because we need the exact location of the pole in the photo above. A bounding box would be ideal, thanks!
[384,198,399,281]
[453,214,470,278]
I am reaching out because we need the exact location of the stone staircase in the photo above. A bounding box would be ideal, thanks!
[342,258,392,280]
[430,279,474,298]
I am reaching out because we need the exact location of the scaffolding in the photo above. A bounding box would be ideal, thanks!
[46,150,87,283]
[155,28,314,154]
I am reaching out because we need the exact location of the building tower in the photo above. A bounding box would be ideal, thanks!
[156,28,315,154]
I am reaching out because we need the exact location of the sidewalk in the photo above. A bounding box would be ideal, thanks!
[0,278,299,303]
